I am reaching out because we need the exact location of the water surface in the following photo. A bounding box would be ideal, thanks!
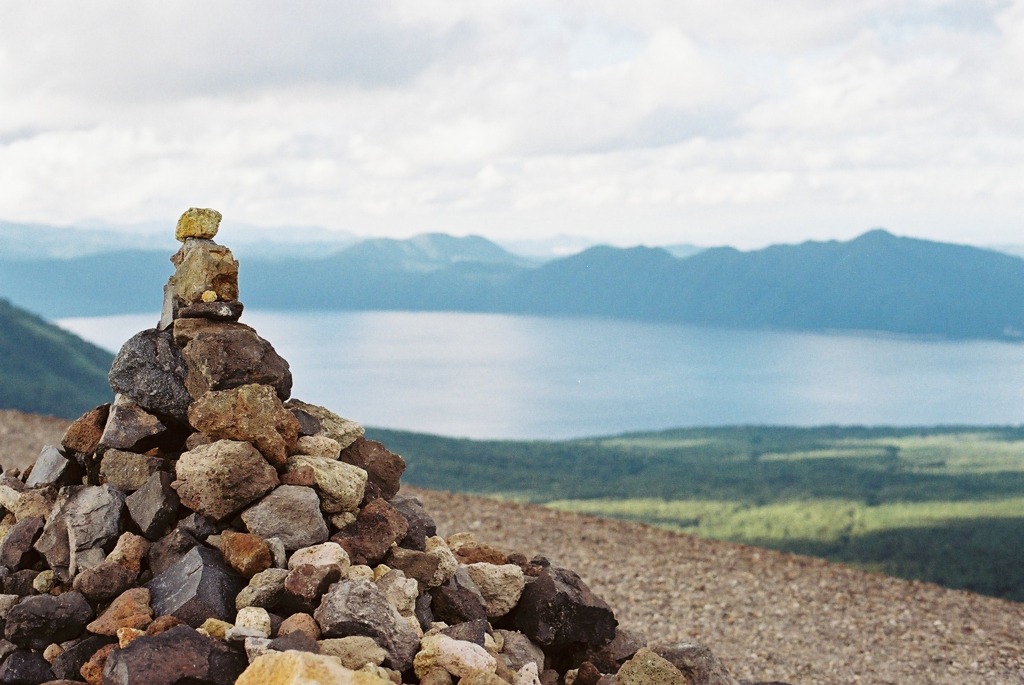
[59,310,1024,439]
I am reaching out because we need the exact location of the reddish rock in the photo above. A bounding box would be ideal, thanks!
[101,624,246,685]
[453,542,509,566]
[145,615,186,636]
[220,531,273,578]
[332,498,409,566]
[87,588,153,636]
[280,466,316,487]
[282,563,344,613]
[79,642,116,685]
[106,532,150,575]
[174,440,279,521]
[187,385,299,467]
[338,438,406,502]
[61,405,110,456]
[277,612,320,640]
[384,547,441,587]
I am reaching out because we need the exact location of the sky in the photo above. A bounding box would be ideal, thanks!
[2,1,1023,249]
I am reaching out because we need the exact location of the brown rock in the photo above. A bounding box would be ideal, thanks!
[72,562,137,602]
[281,466,317,486]
[87,587,153,636]
[383,547,440,587]
[177,299,244,322]
[453,542,509,566]
[145,615,186,636]
[98,449,164,493]
[576,661,604,685]
[80,642,116,685]
[62,405,110,456]
[187,385,299,466]
[221,530,273,578]
[651,642,740,685]
[171,238,238,305]
[174,439,279,521]
[278,612,321,640]
[283,563,344,613]
[338,438,405,502]
[179,324,292,401]
[332,498,409,566]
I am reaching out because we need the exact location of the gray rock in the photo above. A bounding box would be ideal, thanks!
[103,624,246,685]
[0,517,44,569]
[284,400,363,449]
[108,328,192,423]
[178,512,218,540]
[33,485,125,579]
[441,618,491,646]
[314,579,420,672]
[99,449,164,493]
[125,471,180,540]
[146,546,244,628]
[513,566,617,648]
[495,630,547,674]
[0,649,55,684]
[24,446,81,489]
[174,440,279,522]
[4,592,93,650]
[98,395,168,454]
[240,486,328,551]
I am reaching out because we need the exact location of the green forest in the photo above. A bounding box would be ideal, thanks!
[367,425,1024,602]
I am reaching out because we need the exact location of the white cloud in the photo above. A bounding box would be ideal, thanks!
[0,1,1023,248]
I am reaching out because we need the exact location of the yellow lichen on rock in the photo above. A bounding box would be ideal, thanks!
[201,289,218,303]
[175,207,222,241]
[235,651,393,685]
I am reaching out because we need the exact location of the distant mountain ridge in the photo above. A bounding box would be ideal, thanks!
[0,298,113,418]
[2,229,1023,341]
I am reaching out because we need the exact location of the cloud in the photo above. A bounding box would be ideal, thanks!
[1,1,1023,248]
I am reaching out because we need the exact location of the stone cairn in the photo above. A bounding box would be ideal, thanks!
[0,208,743,685]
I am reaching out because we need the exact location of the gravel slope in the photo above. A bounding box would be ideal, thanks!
[2,410,1022,684]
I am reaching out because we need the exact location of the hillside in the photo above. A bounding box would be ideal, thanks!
[0,298,113,417]
[0,411,1021,684]
[3,229,1024,340]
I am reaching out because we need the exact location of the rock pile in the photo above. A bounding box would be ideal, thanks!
[0,209,749,685]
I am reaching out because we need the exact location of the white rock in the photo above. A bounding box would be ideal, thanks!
[465,563,526,618]
[289,541,350,570]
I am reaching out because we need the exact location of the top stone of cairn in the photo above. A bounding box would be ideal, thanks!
[176,207,222,242]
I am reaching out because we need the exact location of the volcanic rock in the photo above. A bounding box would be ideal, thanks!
[0,649,55,684]
[146,546,244,627]
[24,445,81,489]
[98,449,163,493]
[171,239,239,306]
[332,497,408,566]
[240,485,328,551]
[188,385,298,466]
[179,324,292,401]
[389,494,437,552]
[4,591,93,650]
[176,207,222,241]
[220,531,273,578]
[102,624,246,685]
[0,517,43,569]
[98,395,168,454]
[314,578,421,672]
[337,438,405,502]
[87,587,153,636]
[125,471,180,540]
[513,566,617,648]
[50,635,116,681]
[285,399,364,449]
[285,454,366,513]
[61,404,110,456]
[653,642,741,685]
[108,329,192,422]
[616,647,688,684]
[174,439,278,521]
[465,562,526,618]
[431,566,488,625]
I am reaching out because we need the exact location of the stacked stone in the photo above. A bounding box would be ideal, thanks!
[0,209,743,685]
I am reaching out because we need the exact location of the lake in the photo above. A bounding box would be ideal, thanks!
[58,310,1024,440]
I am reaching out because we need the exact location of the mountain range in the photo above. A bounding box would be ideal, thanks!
[2,228,1024,341]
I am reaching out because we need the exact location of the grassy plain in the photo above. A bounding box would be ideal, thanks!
[366,425,1024,601]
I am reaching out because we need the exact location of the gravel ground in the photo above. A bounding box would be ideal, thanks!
[2,411,1022,684]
